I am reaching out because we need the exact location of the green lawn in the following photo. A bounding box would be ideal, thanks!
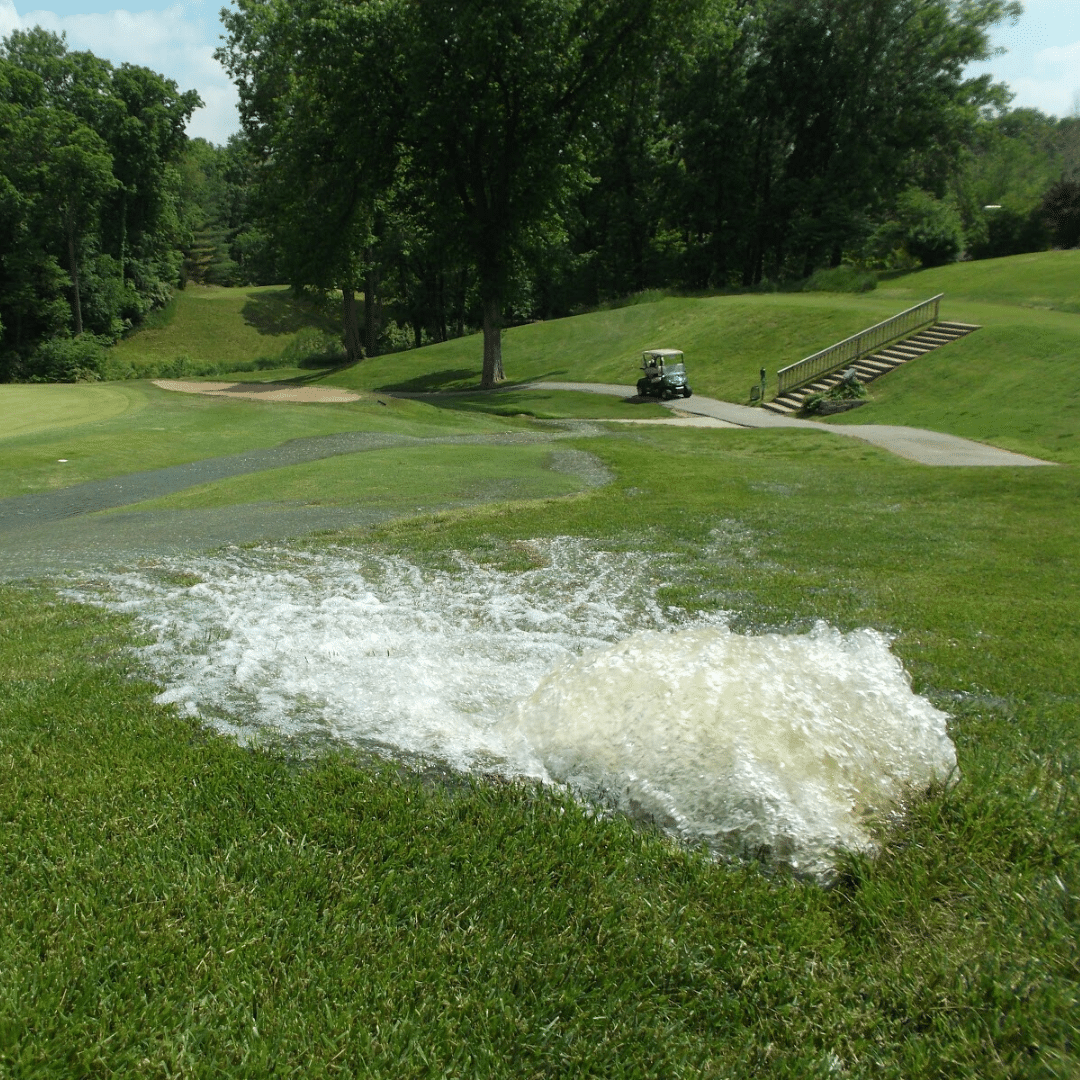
[0,381,517,500]
[0,252,1077,1076]
[1,426,1077,1076]
[323,291,905,402]
[825,304,1080,464]
[108,284,340,376]
[876,248,1080,313]
[100,442,594,514]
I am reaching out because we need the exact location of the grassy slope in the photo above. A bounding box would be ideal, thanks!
[325,292,903,401]
[109,284,339,373]
[821,251,1080,463]
[1,428,1077,1077]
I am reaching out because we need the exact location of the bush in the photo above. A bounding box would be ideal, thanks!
[277,329,344,367]
[801,369,868,415]
[26,334,110,382]
[966,205,1050,260]
[803,266,877,293]
[1041,179,1080,248]
[894,188,965,268]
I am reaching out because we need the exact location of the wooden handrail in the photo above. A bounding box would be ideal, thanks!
[776,294,943,395]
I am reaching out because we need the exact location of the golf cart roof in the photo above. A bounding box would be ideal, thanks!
[643,349,683,359]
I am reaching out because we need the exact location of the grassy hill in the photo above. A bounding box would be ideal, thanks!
[107,284,340,377]
[107,255,1080,466]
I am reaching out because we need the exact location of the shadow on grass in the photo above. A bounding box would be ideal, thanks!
[376,368,572,393]
[241,290,339,337]
[377,368,480,392]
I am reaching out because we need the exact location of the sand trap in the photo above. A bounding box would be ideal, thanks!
[153,380,360,403]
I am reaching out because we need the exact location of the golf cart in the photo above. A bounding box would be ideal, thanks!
[636,349,692,400]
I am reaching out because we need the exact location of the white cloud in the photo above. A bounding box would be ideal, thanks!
[3,3,239,144]
[0,0,20,37]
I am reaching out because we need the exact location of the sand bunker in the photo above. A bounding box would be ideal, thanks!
[154,379,360,403]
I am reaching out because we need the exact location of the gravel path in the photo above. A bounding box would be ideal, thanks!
[0,429,612,579]
[522,382,1057,467]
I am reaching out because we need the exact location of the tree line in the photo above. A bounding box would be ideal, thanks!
[3,1,1079,384]
[0,28,200,380]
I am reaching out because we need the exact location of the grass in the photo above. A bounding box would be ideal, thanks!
[329,292,905,401]
[824,305,1080,464]
[1,425,1077,1076]
[108,284,340,376]
[0,383,140,439]
[0,382,518,500]
[876,249,1080,314]
[100,443,595,514]
[1,251,1078,1075]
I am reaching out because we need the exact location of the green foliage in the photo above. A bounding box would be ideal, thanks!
[957,107,1058,259]
[803,266,877,293]
[1041,179,1080,249]
[877,188,965,269]
[801,369,868,414]
[0,28,200,380]
[25,332,109,382]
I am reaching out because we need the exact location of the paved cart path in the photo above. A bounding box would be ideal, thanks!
[522,382,1057,467]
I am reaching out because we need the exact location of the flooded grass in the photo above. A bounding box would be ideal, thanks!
[2,422,1077,1075]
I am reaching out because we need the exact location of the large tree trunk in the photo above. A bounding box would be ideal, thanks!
[66,212,83,336]
[481,293,504,388]
[342,286,363,363]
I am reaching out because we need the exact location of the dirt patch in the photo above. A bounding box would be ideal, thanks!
[154,380,361,403]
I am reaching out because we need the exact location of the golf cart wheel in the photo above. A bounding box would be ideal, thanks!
[636,379,648,397]
[661,387,673,400]
[683,388,693,398]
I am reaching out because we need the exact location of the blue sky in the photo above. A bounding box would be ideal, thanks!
[1,0,1078,146]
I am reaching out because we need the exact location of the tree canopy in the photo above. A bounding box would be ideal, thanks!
[7,2,1080,384]
[0,29,200,380]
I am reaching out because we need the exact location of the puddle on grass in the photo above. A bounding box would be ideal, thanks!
[68,538,957,879]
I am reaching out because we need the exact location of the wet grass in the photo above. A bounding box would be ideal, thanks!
[1,254,1078,1074]
[100,442,596,514]
[1,424,1078,1076]
[0,383,517,500]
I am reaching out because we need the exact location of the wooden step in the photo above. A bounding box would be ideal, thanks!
[767,318,981,409]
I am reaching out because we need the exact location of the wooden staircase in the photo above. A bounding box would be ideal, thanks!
[762,321,980,416]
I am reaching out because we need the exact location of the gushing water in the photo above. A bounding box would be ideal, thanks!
[70,539,957,878]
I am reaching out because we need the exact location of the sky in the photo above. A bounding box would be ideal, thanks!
[1,0,1078,146]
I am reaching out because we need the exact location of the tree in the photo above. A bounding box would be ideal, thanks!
[656,0,1020,285]
[218,0,405,363]
[400,0,697,386]
[0,28,200,379]
[1041,179,1080,249]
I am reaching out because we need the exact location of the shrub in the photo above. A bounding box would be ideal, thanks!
[1041,179,1080,248]
[895,188,965,268]
[803,266,877,293]
[26,334,109,382]
[801,369,868,415]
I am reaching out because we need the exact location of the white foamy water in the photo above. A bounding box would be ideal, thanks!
[70,539,957,877]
